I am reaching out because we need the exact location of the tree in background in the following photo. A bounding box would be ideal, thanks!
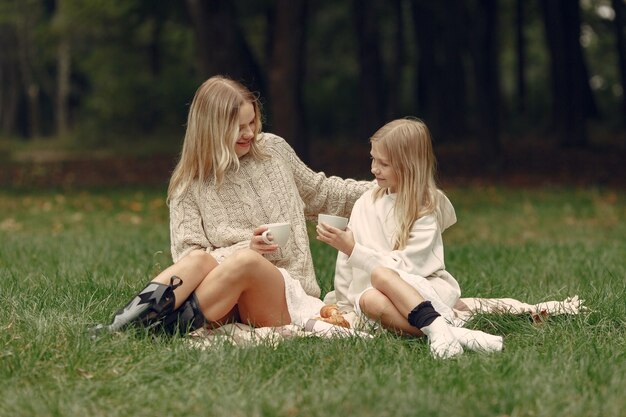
[267,0,309,162]
[13,0,46,138]
[0,2,20,135]
[469,0,501,158]
[1,0,625,159]
[541,0,595,147]
[612,0,626,124]
[386,0,408,121]
[51,0,73,137]
[353,0,386,140]
[514,0,527,115]
[185,0,265,96]
[410,1,471,142]
[86,1,195,138]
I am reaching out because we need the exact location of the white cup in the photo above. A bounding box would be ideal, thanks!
[318,214,349,231]
[260,222,291,246]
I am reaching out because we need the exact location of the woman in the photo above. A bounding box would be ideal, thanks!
[91,76,370,336]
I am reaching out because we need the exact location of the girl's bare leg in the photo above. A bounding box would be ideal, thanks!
[370,266,462,358]
[359,289,422,336]
[194,249,291,327]
[151,249,218,309]
[370,266,426,316]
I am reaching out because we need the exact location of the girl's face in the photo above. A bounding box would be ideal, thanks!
[370,141,398,193]
[235,101,256,158]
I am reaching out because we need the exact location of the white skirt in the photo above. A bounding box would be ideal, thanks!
[278,267,325,327]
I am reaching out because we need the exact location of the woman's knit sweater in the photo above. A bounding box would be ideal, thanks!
[168,133,370,297]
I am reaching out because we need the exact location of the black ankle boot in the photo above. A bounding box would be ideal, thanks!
[157,293,206,336]
[89,276,182,337]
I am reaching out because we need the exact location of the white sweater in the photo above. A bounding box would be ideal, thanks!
[334,188,460,313]
[168,133,371,297]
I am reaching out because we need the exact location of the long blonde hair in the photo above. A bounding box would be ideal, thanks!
[371,118,440,249]
[167,76,264,200]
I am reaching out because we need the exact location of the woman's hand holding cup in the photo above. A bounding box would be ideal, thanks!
[250,225,278,254]
[250,222,291,254]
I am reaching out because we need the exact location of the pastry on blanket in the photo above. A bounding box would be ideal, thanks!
[320,304,340,318]
[315,304,350,328]
[322,314,351,328]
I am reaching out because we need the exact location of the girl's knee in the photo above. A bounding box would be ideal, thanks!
[359,289,388,317]
[371,266,393,288]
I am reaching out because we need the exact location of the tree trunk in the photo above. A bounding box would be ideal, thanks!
[541,0,588,147]
[612,0,626,124]
[387,0,406,119]
[148,15,163,76]
[438,0,468,139]
[147,1,174,78]
[268,0,309,162]
[410,1,437,124]
[55,37,71,137]
[0,24,19,135]
[185,0,265,95]
[353,0,386,140]
[515,0,527,114]
[411,0,467,141]
[51,0,73,137]
[16,3,40,138]
[470,0,501,157]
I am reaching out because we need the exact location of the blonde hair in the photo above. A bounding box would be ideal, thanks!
[167,76,264,200]
[370,118,440,250]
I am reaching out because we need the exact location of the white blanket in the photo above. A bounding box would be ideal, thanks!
[186,320,373,350]
[184,295,585,350]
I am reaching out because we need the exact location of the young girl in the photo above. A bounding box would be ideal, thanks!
[90,76,370,337]
[316,118,503,358]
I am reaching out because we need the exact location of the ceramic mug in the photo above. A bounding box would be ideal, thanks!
[317,214,349,231]
[260,222,291,246]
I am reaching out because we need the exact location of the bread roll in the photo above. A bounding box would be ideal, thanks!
[317,304,350,328]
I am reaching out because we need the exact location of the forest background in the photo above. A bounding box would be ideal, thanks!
[1,3,626,416]
[1,0,626,187]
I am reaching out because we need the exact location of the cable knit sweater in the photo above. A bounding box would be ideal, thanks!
[169,133,371,297]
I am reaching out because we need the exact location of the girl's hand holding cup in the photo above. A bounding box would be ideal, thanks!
[316,214,354,256]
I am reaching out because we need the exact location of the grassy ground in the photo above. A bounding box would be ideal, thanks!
[1,186,625,417]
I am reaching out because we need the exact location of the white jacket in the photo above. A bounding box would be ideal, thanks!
[333,188,461,318]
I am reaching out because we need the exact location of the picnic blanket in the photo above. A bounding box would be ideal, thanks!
[452,295,584,324]
[184,295,585,350]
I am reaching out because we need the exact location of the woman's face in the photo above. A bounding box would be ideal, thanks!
[370,141,398,193]
[235,101,256,158]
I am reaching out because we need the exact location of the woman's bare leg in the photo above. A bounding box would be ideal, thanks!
[89,249,220,336]
[151,249,218,309]
[359,289,422,336]
[194,249,291,327]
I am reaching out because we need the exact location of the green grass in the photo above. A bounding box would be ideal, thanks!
[1,186,625,417]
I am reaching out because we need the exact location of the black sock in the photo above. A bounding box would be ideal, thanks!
[407,301,440,329]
